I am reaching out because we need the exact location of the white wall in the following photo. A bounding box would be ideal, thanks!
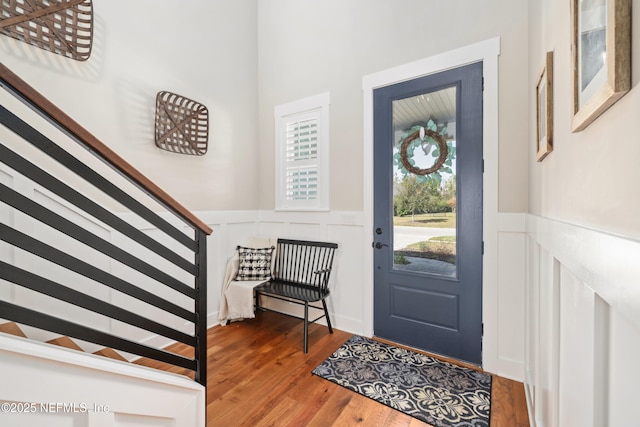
[257,0,530,213]
[528,0,640,240]
[0,0,259,212]
[256,210,366,332]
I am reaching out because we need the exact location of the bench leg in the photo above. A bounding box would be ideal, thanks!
[303,302,309,354]
[322,299,333,334]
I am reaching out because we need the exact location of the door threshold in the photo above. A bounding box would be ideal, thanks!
[372,335,484,373]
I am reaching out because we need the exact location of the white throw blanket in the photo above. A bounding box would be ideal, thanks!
[218,236,278,323]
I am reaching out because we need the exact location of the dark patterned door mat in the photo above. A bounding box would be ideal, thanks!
[312,335,492,427]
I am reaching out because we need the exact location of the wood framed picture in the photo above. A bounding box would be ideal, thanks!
[571,0,631,132]
[536,51,553,162]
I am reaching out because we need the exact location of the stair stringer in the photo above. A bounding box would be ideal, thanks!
[1,320,129,361]
[0,333,205,427]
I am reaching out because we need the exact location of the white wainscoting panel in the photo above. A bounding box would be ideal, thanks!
[608,309,640,426]
[525,215,640,427]
[326,224,366,333]
[480,213,527,382]
[496,228,526,379]
[557,269,598,427]
[255,211,366,334]
[195,211,259,327]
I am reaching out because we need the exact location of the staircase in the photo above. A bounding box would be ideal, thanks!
[0,63,210,425]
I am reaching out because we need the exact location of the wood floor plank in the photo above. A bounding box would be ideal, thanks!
[211,343,317,422]
[137,310,529,426]
[360,400,394,426]
[383,409,417,427]
[254,396,300,427]
[283,385,338,427]
[329,389,371,425]
[490,375,530,427]
[408,417,433,427]
[305,386,354,427]
[283,371,339,426]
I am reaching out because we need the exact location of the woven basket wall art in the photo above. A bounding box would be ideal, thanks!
[0,0,93,61]
[154,91,209,156]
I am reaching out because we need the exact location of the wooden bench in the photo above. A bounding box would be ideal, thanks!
[254,238,338,353]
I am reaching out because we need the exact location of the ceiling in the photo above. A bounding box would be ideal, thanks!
[392,86,457,136]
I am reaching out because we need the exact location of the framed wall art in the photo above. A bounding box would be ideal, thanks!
[571,0,631,132]
[536,51,553,162]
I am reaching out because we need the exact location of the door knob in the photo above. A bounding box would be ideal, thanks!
[374,242,388,249]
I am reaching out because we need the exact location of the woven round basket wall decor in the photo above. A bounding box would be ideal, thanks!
[399,128,448,176]
[154,91,209,156]
[0,0,94,61]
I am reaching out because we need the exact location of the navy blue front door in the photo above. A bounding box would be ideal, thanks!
[373,62,483,365]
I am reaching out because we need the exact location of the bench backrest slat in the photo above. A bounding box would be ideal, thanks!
[273,239,338,290]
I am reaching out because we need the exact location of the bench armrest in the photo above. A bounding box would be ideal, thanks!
[313,268,332,275]
[313,268,333,288]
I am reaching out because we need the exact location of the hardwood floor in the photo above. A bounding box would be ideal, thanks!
[137,311,529,426]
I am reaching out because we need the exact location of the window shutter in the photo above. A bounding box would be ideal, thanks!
[286,167,318,200]
[285,117,319,201]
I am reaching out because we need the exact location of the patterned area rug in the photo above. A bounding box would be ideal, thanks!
[312,335,492,427]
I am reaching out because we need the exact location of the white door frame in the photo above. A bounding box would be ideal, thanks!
[362,37,501,370]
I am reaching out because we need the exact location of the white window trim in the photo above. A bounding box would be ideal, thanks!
[275,92,330,211]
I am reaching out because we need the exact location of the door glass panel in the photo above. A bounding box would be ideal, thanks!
[392,86,457,277]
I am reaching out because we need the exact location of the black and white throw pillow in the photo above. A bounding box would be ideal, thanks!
[235,246,275,281]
